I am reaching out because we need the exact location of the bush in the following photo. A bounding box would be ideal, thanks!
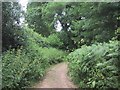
[45,33,63,48]
[2,27,67,89]
[2,45,66,89]
[67,40,119,88]
[2,48,29,88]
[41,47,66,64]
[2,47,45,89]
[19,27,47,47]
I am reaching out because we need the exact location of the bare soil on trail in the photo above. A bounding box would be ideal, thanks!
[33,62,77,88]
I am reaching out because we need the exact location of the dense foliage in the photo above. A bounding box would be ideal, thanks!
[26,2,119,50]
[2,27,66,89]
[2,2,23,51]
[67,40,119,88]
[2,1,119,89]
[26,2,50,36]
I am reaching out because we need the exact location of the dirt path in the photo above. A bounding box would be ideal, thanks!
[33,62,77,88]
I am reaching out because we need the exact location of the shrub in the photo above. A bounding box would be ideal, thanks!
[2,45,66,89]
[2,48,31,88]
[41,47,66,64]
[18,27,47,48]
[45,33,63,48]
[67,40,119,88]
[2,27,67,89]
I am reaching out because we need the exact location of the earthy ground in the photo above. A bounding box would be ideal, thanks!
[33,62,77,88]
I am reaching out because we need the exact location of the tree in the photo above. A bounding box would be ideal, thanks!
[26,2,119,51]
[2,2,22,51]
[26,2,50,36]
[56,2,119,49]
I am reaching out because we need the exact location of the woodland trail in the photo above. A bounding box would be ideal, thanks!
[33,62,77,88]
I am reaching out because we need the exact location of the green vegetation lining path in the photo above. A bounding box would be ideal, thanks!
[33,62,77,88]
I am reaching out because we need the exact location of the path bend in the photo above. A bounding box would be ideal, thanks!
[33,62,77,88]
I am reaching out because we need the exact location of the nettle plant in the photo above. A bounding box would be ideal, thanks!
[67,40,119,88]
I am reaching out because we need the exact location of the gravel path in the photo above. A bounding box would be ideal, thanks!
[33,62,77,88]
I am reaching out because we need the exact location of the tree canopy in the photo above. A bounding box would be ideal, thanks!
[26,2,119,51]
[2,2,23,51]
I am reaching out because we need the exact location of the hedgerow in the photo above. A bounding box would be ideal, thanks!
[2,46,66,89]
[67,40,119,88]
[2,28,66,89]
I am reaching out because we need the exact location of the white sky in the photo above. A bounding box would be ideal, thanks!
[19,0,28,12]
[19,0,28,25]
[56,20,62,32]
